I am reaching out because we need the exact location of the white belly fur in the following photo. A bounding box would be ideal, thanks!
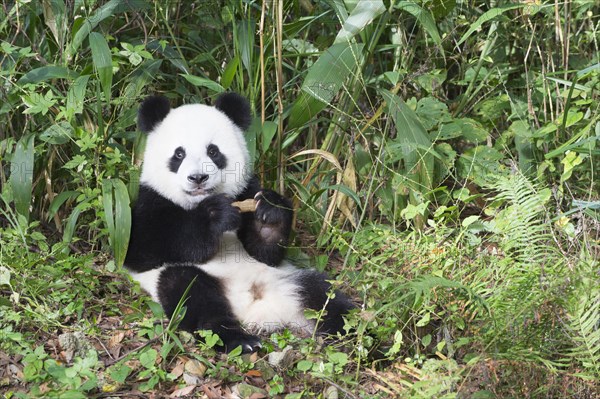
[127,233,312,334]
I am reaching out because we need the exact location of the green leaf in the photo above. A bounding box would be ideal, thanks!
[39,121,74,145]
[382,90,434,192]
[457,4,526,46]
[48,191,79,220]
[396,2,442,46]
[10,134,35,221]
[416,312,431,327]
[18,66,79,84]
[261,121,278,153]
[68,0,139,59]
[328,352,348,366]
[181,74,224,93]
[42,0,66,41]
[139,348,158,369]
[421,333,432,347]
[296,360,313,372]
[335,0,385,43]
[66,75,91,119]
[89,32,113,100]
[288,42,364,128]
[0,266,11,287]
[62,199,92,249]
[102,179,131,267]
[221,56,240,90]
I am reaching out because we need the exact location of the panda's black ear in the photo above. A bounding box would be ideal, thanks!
[214,92,252,131]
[138,95,171,134]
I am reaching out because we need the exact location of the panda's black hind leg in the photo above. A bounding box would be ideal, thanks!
[157,265,261,353]
[296,270,355,335]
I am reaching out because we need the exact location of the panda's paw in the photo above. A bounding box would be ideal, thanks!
[203,194,241,233]
[254,190,293,226]
[219,330,262,354]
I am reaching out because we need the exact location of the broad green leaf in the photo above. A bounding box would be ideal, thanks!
[288,42,364,129]
[102,179,131,267]
[68,0,146,59]
[335,0,385,43]
[139,348,158,369]
[181,74,224,93]
[10,134,35,221]
[63,199,92,249]
[396,2,441,46]
[236,19,255,80]
[416,312,431,327]
[510,120,536,176]
[429,0,456,19]
[39,121,74,145]
[436,118,488,143]
[560,151,583,184]
[66,75,90,119]
[48,191,79,221]
[261,121,278,153]
[457,4,526,46]
[89,32,113,101]
[42,0,67,46]
[296,360,313,372]
[221,56,240,90]
[18,66,79,84]
[381,90,434,191]
[108,363,132,384]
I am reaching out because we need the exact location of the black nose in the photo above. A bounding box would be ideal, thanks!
[187,174,209,184]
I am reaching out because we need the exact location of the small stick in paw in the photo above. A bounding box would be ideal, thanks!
[232,199,256,213]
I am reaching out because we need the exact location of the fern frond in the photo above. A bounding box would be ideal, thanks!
[566,260,600,377]
[487,173,555,265]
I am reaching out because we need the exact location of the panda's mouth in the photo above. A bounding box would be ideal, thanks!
[185,187,215,197]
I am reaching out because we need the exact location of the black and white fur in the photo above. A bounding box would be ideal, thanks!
[125,93,353,353]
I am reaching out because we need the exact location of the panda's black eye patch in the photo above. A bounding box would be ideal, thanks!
[169,146,186,173]
[207,144,227,169]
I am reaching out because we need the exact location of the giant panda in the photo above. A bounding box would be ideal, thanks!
[124,93,354,353]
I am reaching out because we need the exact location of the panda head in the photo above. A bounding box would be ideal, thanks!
[138,93,252,210]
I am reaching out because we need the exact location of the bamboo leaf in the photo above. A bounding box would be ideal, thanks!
[335,0,385,43]
[102,179,131,267]
[261,121,278,153]
[68,0,148,59]
[381,90,434,191]
[396,1,442,46]
[181,74,224,93]
[89,32,113,101]
[18,66,79,85]
[288,42,364,129]
[9,134,35,221]
[457,4,526,46]
[47,191,79,221]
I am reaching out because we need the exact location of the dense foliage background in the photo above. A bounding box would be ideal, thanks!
[1,0,599,397]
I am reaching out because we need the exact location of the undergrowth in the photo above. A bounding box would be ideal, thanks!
[1,0,599,397]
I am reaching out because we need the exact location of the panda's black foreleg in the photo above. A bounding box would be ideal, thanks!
[237,189,294,266]
[296,270,355,335]
[157,265,261,353]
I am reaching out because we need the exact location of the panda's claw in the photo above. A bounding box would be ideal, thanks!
[254,190,292,226]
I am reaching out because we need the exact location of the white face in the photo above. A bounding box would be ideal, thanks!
[140,104,251,209]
